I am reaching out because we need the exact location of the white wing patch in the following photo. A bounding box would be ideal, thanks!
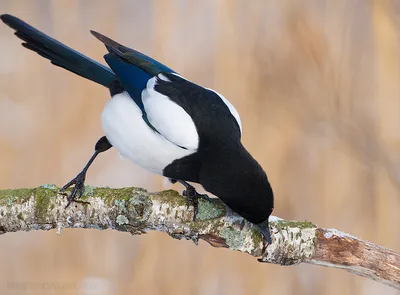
[142,75,199,151]
[101,92,195,174]
[169,73,242,134]
[206,88,242,134]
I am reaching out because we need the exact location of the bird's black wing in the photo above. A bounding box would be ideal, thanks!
[152,73,242,146]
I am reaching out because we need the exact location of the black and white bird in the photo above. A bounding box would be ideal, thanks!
[1,14,274,243]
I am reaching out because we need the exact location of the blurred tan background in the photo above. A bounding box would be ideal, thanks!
[0,0,399,294]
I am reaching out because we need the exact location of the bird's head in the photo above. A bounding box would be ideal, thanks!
[200,145,274,226]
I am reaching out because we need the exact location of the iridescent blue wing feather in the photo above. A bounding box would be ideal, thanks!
[91,31,175,112]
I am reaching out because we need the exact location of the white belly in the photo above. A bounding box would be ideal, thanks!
[101,92,194,174]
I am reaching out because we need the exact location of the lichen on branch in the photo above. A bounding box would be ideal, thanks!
[0,185,399,290]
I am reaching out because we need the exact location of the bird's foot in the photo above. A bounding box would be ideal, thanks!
[59,171,90,208]
[182,186,213,221]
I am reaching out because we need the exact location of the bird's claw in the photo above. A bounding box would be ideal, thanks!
[182,186,213,221]
[59,171,89,208]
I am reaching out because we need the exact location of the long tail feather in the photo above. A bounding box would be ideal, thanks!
[1,14,116,88]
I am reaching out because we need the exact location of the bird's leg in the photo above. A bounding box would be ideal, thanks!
[59,136,112,208]
[177,180,213,221]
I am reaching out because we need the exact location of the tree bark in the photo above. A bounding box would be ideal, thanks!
[0,185,399,289]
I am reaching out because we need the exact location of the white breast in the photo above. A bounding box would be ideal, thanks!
[101,92,195,174]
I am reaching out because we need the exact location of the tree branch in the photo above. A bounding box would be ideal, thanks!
[0,186,398,289]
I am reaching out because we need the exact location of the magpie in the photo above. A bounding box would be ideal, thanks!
[1,14,274,244]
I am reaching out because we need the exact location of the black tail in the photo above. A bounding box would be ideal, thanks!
[0,14,116,88]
